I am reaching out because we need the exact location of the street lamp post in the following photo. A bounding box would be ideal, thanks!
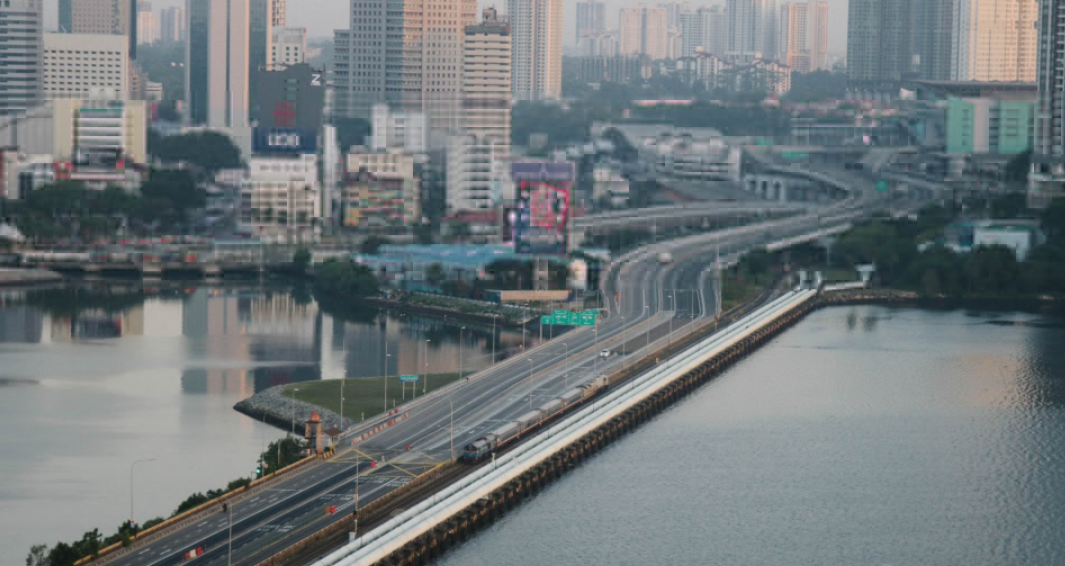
[525,358,534,408]
[644,305,650,354]
[491,315,497,364]
[130,458,155,529]
[383,333,389,413]
[290,388,299,436]
[562,342,569,388]
[459,327,465,381]
[340,378,345,430]
[449,400,455,461]
[422,339,430,395]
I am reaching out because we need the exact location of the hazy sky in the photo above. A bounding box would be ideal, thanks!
[51,0,849,53]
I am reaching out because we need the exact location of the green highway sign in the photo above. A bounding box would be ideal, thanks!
[877,180,889,192]
[541,310,599,326]
[400,375,419,383]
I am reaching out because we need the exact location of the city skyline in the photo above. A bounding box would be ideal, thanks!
[48,0,851,54]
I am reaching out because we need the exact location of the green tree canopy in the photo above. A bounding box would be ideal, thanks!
[151,131,242,173]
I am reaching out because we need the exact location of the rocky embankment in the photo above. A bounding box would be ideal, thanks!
[235,385,347,432]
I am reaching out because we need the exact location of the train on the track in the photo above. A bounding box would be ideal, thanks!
[460,376,609,463]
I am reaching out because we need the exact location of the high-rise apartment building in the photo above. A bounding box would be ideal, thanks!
[43,33,129,99]
[249,0,285,109]
[847,0,912,92]
[59,0,138,58]
[333,0,478,144]
[660,1,692,29]
[137,1,158,45]
[159,5,186,42]
[911,0,953,80]
[779,1,826,72]
[0,0,43,116]
[449,7,512,212]
[576,1,606,43]
[727,0,777,62]
[1030,0,1065,207]
[271,27,306,66]
[951,0,1037,82]
[509,0,563,100]
[620,4,670,61]
[186,0,250,129]
[679,6,728,58]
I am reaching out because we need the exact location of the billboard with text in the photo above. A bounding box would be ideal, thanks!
[252,127,319,155]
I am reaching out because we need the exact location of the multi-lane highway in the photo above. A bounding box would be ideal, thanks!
[96,166,935,566]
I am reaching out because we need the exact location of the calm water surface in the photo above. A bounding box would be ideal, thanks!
[437,306,1065,566]
[0,282,529,564]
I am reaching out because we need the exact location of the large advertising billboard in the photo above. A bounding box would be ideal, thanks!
[511,162,574,255]
[252,127,319,155]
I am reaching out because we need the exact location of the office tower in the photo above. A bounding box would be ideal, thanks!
[0,0,43,116]
[59,0,139,59]
[271,27,306,66]
[333,0,478,144]
[137,1,158,45]
[620,4,669,60]
[448,8,512,212]
[159,6,186,42]
[1030,0,1065,207]
[847,0,913,92]
[951,0,1037,82]
[186,0,250,128]
[249,0,285,111]
[43,33,129,99]
[727,0,776,62]
[509,0,564,100]
[679,6,728,58]
[576,1,606,43]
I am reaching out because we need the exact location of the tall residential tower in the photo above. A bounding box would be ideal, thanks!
[0,0,43,116]
[509,0,563,100]
[186,0,250,129]
[1030,0,1065,207]
[620,4,669,61]
[951,0,1038,82]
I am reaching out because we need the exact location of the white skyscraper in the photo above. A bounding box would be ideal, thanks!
[679,6,728,58]
[186,0,250,129]
[0,0,43,116]
[509,0,563,100]
[951,0,1037,82]
[137,1,158,45]
[620,4,670,60]
[449,8,512,212]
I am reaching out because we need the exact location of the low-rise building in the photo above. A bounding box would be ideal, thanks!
[973,221,1044,261]
[343,149,421,231]
[371,104,428,154]
[43,33,130,100]
[946,98,1034,155]
[240,154,320,241]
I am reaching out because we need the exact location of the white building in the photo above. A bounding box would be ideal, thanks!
[509,0,563,100]
[0,0,44,116]
[185,0,250,129]
[951,0,1038,82]
[973,221,1045,261]
[241,154,321,241]
[271,27,306,66]
[371,104,428,155]
[619,5,669,61]
[137,1,158,45]
[43,33,129,100]
[678,6,729,58]
[447,135,511,212]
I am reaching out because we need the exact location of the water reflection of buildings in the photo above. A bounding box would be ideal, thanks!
[181,289,323,395]
[0,291,44,343]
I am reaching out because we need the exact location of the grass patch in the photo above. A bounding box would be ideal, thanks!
[720,273,773,312]
[283,373,465,424]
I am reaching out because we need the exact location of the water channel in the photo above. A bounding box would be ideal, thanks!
[437,305,1065,566]
[0,282,533,565]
